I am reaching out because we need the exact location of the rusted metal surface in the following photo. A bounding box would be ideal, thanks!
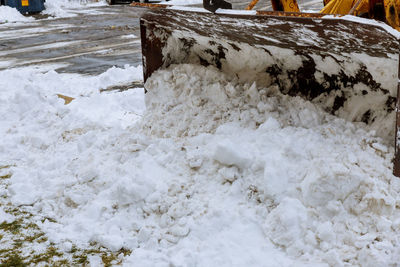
[141,9,397,57]
[140,19,164,83]
[140,8,400,176]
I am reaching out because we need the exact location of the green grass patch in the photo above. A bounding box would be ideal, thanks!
[5,208,31,217]
[30,246,64,265]
[0,254,26,267]
[0,219,23,235]
[41,217,57,223]
[24,232,45,242]
[72,253,88,265]
[0,202,133,266]
[102,253,119,266]
[0,174,11,179]
[0,248,12,254]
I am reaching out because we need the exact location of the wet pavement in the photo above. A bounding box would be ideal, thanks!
[0,5,144,74]
[0,1,323,75]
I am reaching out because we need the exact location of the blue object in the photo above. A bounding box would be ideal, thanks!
[2,0,45,14]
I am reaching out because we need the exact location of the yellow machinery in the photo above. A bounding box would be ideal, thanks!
[243,0,400,29]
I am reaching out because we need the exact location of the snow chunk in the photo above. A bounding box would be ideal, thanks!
[264,198,310,256]
[213,140,250,169]
[0,208,15,223]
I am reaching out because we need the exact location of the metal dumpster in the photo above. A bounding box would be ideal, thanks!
[1,0,45,14]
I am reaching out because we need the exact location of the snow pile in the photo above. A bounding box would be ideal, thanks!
[1,63,400,266]
[143,64,327,137]
[141,64,400,266]
[0,6,34,23]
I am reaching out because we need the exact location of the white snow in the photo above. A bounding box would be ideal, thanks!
[0,207,15,223]
[1,61,400,266]
[164,0,202,5]
[43,0,108,18]
[139,64,400,266]
[0,6,34,23]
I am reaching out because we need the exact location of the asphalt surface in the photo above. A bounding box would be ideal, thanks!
[0,1,323,75]
[0,5,144,74]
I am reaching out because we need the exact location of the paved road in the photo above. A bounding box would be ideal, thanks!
[0,1,323,75]
[0,5,144,74]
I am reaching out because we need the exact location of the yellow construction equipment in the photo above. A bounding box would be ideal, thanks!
[245,0,301,11]
[243,0,400,28]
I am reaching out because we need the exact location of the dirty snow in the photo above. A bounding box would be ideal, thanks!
[1,61,400,266]
[43,0,108,18]
[0,6,34,23]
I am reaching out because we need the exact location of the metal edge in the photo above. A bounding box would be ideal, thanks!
[395,46,400,177]
[140,17,164,86]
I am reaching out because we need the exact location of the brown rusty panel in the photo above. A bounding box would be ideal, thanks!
[140,8,398,58]
[140,8,399,81]
[140,19,165,83]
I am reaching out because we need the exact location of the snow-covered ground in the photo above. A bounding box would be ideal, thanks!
[1,1,400,266]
